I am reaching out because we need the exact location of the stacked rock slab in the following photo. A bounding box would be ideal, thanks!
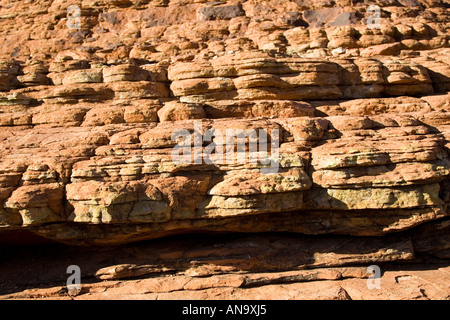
[0,0,449,286]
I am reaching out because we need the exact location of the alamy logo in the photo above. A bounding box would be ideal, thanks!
[367,265,381,289]
[66,265,81,294]
[171,121,280,174]
[67,5,81,30]
[367,5,381,29]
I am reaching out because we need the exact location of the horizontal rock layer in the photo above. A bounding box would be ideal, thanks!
[0,0,449,299]
[0,1,448,247]
[0,111,448,244]
[0,226,449,299]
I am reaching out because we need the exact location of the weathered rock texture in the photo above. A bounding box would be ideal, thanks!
[0,0,449,299]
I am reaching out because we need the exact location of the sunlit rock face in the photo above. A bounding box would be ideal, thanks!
[0,0,449,300]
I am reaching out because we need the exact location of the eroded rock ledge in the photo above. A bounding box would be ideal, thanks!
[0,0,449,299]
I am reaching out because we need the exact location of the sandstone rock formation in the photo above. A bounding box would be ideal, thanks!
[0,0,449,300]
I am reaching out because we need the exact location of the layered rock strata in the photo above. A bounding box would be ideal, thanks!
[0,0,449,299]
